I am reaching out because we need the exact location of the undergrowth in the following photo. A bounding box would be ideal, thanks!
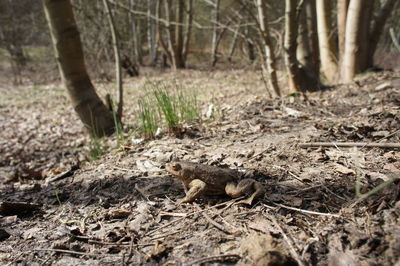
[137,81,199,138]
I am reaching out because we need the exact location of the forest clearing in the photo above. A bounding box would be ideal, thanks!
[1,0,400,265]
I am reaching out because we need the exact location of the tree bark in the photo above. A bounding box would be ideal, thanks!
[158,0,186,70]
[211,0,220,66]
[182,0,193,63]
[103,0,123,121]
[285,0,319,93]
[341,0,365,82]
[304,0,319,76]
[43,0,114,137]
[358,0,375,70]
[337,0,349,67]
[256,0,280,96]
[367,0,397,68]
[147,0,158,65]
[316,0,338,83]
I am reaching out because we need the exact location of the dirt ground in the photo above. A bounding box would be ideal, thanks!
[0,69,399,265]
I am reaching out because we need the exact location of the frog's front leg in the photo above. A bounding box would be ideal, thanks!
[225,179,265,204]
[179,179,207,203]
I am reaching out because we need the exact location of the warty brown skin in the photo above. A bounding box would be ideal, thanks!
[165,161,265,204]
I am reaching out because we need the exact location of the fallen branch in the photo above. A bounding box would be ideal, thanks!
[299,142,400,149]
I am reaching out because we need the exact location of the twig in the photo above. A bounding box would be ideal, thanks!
[273,203,341,218]
[149,229,183,241]
[273,165,308,184]
[184,254,241,266]
[194,203,236,234]
[147,198,242,236]
[34,249,121,258]
[299,142,400,149]
[267,214,305,266]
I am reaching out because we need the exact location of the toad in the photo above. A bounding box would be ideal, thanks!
[165,161,264,204]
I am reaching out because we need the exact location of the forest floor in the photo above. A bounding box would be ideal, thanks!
[0,68,400,265]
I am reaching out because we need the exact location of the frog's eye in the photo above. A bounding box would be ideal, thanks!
[172,163,182,171]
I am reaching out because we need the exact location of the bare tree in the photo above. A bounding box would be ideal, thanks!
[43,0,115,136]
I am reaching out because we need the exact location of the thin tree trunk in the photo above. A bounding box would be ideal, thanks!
[359,0,375,70]
[43,0,114,136]
[147,0,157,65]
[304,0,319,76]
[337,0,349,66]
[341,0,365,82]
[228,23,240,61]
[285,0,300,92]
[103,0,123,121]
[182,0,193,63]
[211,0,221,66]
[285,0,320,92]
[316,0,338,83]
[367,0,397,68]
[175,0,185,67]
[256,0,280,96]
[297,4,312,72]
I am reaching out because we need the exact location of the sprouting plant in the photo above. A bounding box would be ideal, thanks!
[136,81,201,138]
[88,134,108,161]
[176,86,199,122]
[153,86,180,132]
[138,98,158,139]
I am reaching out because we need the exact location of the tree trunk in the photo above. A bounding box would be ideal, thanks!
[297,1,314,76]
[211,0,220,66]
[43,0,114,137]
[256,0,280,96]
[227,23,240,61]
[103,0,123,121]
[175,0,185,67]
[337,0,349,66]
[182,0,193,63]
[341,0,365,82]
[367,0,397,68]
[304,0,319,76]
[158,0,186,70]
[358,0,375,70]
[316,0,338,83]
[147,0,158,65]
[285,0,319,92]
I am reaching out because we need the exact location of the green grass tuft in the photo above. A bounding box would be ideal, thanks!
[136,81,200,138]
[138,98,158,139]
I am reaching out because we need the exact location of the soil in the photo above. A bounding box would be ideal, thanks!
[1,69,399,265]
